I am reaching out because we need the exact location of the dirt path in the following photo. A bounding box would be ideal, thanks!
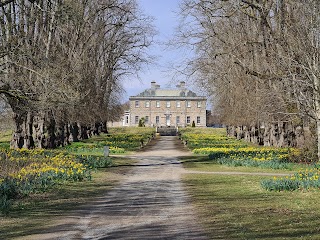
[18,136,208,240]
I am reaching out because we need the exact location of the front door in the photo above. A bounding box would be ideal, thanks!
[166,114,171,126]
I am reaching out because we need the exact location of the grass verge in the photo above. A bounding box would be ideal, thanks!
[179,155,302,174]
[184,171,320,239]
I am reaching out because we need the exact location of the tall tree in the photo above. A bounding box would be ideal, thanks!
[0,0,154,149]
[177,0,320,156]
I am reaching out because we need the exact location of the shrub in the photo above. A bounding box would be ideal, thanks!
[76,155,112,169]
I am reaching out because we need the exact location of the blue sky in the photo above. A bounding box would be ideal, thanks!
[123,0,191,100]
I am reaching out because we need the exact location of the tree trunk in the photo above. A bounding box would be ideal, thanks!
[22,112,35,149]
[101,121,108,133]
[33,113,46,149]
[46,115,56,149]
[10,110,26,149]
[64,124,70,146]
[317,119,320,160]
[80,125,89,140]
[69,122,79,142]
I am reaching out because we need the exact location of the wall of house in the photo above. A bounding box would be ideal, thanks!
[129,98,206,127]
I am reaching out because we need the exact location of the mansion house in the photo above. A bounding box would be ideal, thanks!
[127,81,207,127]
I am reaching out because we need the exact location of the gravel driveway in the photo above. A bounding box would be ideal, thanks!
[18,136,208,240]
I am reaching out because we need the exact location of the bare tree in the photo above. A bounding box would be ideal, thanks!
[0,0,155,148]
[177,0,320,156]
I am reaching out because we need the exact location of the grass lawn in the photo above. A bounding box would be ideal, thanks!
[179,155,305,174]
[182,159,320,239]
[0,156,136,239]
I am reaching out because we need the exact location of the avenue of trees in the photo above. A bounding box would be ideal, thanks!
[0,0,154,149]
[178,0,320,157]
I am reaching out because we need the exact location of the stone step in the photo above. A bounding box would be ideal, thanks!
[157,127,177,136]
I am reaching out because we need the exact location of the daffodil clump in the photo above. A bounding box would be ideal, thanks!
[194,147,297,162]
[261,168,320,191]
[0,148,92,213]
[179,128,299,169]
[66,128,155,155]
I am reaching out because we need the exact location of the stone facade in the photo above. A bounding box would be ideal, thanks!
[129,81,207,127]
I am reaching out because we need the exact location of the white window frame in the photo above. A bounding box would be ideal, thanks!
[156,116,160,124]
[187,101,191,108]
[145,101,150,108]
[145,116,149,124]
[135,101,139,108]
[135,116,139,124]
[197,101,201,108]
[197,116,201,124]
[176,101,181,108]
[186,116,191,124]
[166,101,171,108]
[176,116,180,124]
[156,101,160,108]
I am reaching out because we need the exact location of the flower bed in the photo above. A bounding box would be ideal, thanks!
[261,168,320,191]
[179,128,299,169]
[0,148,109,213]
[179,128,320,191]
[0,127,155,213]
[66,127,155,154]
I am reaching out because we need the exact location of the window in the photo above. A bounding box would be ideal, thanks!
[135,101,139,108]
[176,101,181,108]
[186,116,191,124]
[156,116,160,124]
[197,116,201,124]
[135,116,139,124]
[145,116,149,124]
[145,101,150,108]
[125,116,129,124]
[166,101,171,108]
[187,101,191,108]
[156,101,160,108]
[197,101,201,108]
[176,116,180,124]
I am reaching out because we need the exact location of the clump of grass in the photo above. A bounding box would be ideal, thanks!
[215,158,294,170]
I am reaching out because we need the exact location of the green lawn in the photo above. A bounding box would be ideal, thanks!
[182,161,320,239]
[179,155,306,174]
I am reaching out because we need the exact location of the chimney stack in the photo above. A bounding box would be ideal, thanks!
[180,81,186,89]
[151,81,156,89]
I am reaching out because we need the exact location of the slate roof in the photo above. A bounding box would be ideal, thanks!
[131,81,202,97]
[136,88,198,97]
